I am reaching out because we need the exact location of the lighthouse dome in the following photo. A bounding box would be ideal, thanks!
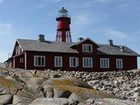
[58,7,68,17]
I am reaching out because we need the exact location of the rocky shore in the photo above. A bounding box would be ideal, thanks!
[0,67,140,105]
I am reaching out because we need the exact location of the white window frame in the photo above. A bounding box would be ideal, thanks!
[82,44,93,53]
[116,59,123,69]
[34,56,45,67]
[54,56,63,67]
[100,58,109,68]
[83,57,93,68]
[69,57,79,67]
[20,58,23,63]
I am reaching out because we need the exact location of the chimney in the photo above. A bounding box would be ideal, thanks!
[38,34,45,42]
[120,46,124,52]
[108,39,113,46]
[77,37,84,42]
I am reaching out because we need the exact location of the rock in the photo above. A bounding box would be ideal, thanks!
[43,78,91,88]
[88,80,100,85]
[29,98,70,105]
[33,70,50,79]
[50,73,61,78]
[78,98,136,105]
[25,77,40,92]
[113,80,120,87]
[43,78,118,102]
[103,98,135,105]
[68,93,83,102]
[133,92,140,98]
[53,86,71,98]
[0,76,23,95]
[133,87,140,92]
[1,68,140,104]
[0,94,13,105]
[43,85,54,98]
[13,94,33,105]
[12,70,33,79]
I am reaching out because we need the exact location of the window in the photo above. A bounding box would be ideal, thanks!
[83,57,93,68]
[16,46,21,55]
[34,56,45,67]
[20,58,23,63]
[69,57,79,67]
[54,56,63,67]
[82,44,93,53]
[100,58,109,68]
[116,59,123,69]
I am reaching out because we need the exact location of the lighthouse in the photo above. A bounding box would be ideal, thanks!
[56,7,72,42]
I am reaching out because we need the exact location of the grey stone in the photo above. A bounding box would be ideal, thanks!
[133,87,140,92]
[29,98,70,105]
[0,94,13,105]
[43,85,54,98]
[69,93,83,102]
[13,95,32,105]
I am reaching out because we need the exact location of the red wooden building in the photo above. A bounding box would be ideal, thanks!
[6,7,139,71]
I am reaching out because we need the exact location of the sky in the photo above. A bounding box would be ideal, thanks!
[0,0,140,68]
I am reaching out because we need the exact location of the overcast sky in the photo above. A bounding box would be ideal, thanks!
[0,0,140,67]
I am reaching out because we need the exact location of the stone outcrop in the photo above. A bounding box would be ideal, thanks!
[0,67,140,105]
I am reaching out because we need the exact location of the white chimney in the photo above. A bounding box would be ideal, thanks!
[120,46,124,52]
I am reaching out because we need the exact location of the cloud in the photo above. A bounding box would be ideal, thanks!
[106,28,127,39]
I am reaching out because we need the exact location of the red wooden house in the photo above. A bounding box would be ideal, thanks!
[6,7,139,71]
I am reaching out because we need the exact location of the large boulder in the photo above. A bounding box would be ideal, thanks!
[42,78,118,102]
[0,76,23,95]
[13,94,34,105]
[0,94,13,105]
[0,76,37,105]
[29,98,71,105]
[43,77,91,89]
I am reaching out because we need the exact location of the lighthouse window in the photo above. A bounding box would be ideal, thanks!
[82,44,93,53]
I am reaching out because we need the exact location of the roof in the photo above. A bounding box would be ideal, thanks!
[16,39,139,56]
[98,44,139,56]
[17,39,78,53]
[58,7,68,13]
[70,38,99,47]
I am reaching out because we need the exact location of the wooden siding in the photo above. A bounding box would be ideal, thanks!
[18,51,137,71]
[8,39,138,71]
